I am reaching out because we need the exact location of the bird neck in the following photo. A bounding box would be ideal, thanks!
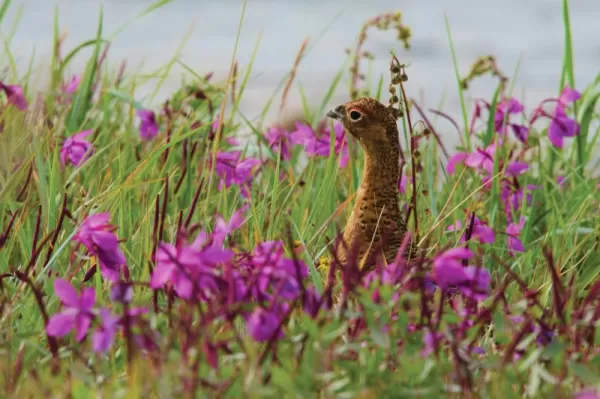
[359,143,400,194]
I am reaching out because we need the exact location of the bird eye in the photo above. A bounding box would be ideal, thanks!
[349,110,362,121]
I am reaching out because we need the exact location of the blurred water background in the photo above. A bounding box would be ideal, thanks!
[5,0,600,148]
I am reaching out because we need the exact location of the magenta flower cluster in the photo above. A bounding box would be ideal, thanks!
[72,213,128,282]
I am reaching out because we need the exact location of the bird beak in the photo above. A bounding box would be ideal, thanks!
[326,104,345,121]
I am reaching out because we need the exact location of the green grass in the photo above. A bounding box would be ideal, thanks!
[0,0,599,398]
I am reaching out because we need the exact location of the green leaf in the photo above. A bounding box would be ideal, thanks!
[569,361,599,385]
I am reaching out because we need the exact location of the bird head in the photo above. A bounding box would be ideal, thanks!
[326,97,399,151]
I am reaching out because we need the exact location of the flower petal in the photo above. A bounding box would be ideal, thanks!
[53,279,79,307]
[46,311,76,337]
[79,287,96,310]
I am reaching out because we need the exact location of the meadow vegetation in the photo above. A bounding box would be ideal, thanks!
[0,0,599,397]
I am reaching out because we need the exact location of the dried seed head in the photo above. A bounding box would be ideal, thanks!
[390,95,399,104]
[391,75,401,85]
[400,73,408,82]
[390,64,401,74]
[388,85,396,94]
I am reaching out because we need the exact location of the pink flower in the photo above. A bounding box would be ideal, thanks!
[0,82,27,110]
[574,390,600,399]
[446,144,496,177]
[265,126,294,161]
[432,247,490,300]
[248,240,308,302]
[547,87,581,148]
[60,130,95,168]
[137,109,159,140]
[495,98,528,142]
[46,279,96,340]
[464,144,496,174]
[501,183,538,220]
[62,75,81,95]
[505,161,529,177]
[246,307,283,342]
[447,216,495,244]
[446,152,468,174]
[92,308,119,353]
[506,217,525,255]
[291,121,349,168]
[73,213,127,282]
[398,174,408,193]
[213,150,262,197]
[150,232,234,299]
[213,204,248,246]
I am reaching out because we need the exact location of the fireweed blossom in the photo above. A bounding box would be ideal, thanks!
[447,216,495,244]
[291,121,350,168]
[92,308,119,353]
[548,88,580,148]
[246,307,283,342]
[150,231,234,299]
[530,86,581,148]
[446,144,528,188]
[0,81,28,110]
[446,144,495,177]
[73,213,127,282]
[46,279,96,340]
[501,182,539,221]
[505,161,529,178]
[264,126,295,161]
[506,217,526,255]
[60,130,95,168]
[213,150,262,197]
[213,204,248,246]
[62,75,81,95]
[573,390,600,399]
[137,109,159,140]
[248,240,308,302]
[494,98,529,142]
[432,247,491,300]
[150,243,210,299]
[446,152,469,174]
[398,173,408,193]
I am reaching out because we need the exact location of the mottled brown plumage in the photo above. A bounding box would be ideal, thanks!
[327,97,415,269]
